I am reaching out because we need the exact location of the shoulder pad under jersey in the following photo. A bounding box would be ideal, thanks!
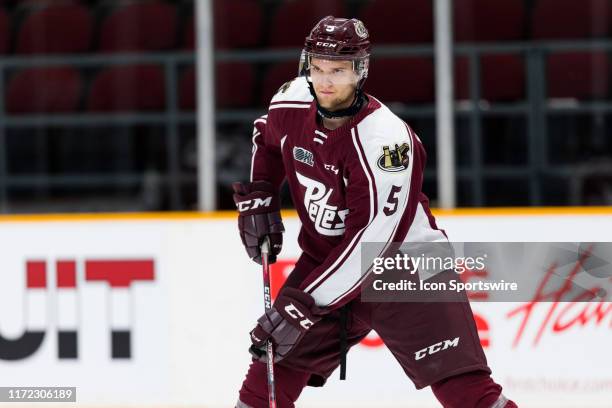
[358,98,410,145]
[270,76,313,105]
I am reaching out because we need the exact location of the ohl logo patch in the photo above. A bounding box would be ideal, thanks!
[377,143,410,172]
[293,146,314,167]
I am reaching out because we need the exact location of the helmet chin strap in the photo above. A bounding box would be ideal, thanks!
[306,80,368,119]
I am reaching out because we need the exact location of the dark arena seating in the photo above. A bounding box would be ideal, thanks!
[0,7,10,54]
[359,0,433,44]
[98,0,177,52]
[87,64,166,112]
[0,0,610,210]
[366,57,435,103]
[261,61,298,105]
[16,2,93,54]
[268,0,345,48]
[181,62,256,110]
[6,66,82,113]
[532,0,611,99]
[453,0,526,101]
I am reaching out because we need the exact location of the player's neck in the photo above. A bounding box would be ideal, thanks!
[319,94,357,130]
[321,115,351,131]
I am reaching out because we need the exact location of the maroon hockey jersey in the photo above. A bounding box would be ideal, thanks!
[251,77,446,310]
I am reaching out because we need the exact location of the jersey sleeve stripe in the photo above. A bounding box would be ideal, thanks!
[302,127,378,294]
[250,130,261,182]
[270,100,311,106]
[269,103,312,110]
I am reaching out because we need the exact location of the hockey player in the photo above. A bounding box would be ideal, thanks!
[232,16,517,408]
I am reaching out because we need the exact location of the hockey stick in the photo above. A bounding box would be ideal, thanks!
[260,236,277,408]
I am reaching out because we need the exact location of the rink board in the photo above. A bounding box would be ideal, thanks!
[0,210,610,408]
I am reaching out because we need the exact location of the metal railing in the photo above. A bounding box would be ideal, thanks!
[0,52,195,212]
[1,40,611,211]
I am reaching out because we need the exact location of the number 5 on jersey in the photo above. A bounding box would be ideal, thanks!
[384,185,402,216]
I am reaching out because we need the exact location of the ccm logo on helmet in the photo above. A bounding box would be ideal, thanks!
[237,197,272,212]
[414,337,460,360]
[316,42,337,48]
[284,304,315,329]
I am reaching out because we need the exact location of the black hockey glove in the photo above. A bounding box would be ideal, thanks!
[249,287,322,362]
[232,181,284,264]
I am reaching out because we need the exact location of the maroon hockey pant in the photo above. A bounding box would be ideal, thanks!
[238,253,515,407]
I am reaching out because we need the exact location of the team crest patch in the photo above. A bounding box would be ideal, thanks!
[354,20,368,38]
[377,143,410,172]
[293,146,314,166]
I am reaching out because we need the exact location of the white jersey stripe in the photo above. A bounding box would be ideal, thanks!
[269,103,312,110]
[270,100,311,106]
[303,127,376,294]
[308,111,415,307]
[249,130,261,182]
[280,134,288,152]
[354,127,377,221]
[250,114,268,182]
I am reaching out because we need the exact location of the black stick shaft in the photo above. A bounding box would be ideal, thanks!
[261,237,277,408]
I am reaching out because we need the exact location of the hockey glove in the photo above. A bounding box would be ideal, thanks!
[249,287,322,362]
[232,181,284,264]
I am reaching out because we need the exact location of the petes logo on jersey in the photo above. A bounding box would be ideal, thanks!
[296,172,348,236]
[293,147,314,166]
[377,143,410,172]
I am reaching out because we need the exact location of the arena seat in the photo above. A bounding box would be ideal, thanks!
[16,2,93,54]
[6,66,82,113]
[268,0,345,48]
[452,0,525,101]
[99,0,177,52]
[179,65,196,111]
[87,65,166,112]
[532,0,611,99]
[0,8,9,54]
[532,0,610,39]
[183,0,262,50]
[546,52,610,99]
[366,57,435,104]
[214,0,262,49]
[183,14,195,50]
[455,55,526,101]
[454,0,525,42]
[180,62,255,110]
[261,62,300,106]
[359,0,433,44]
[216,62,255,108]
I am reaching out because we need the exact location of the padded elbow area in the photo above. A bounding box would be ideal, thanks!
[431,370,516,408]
